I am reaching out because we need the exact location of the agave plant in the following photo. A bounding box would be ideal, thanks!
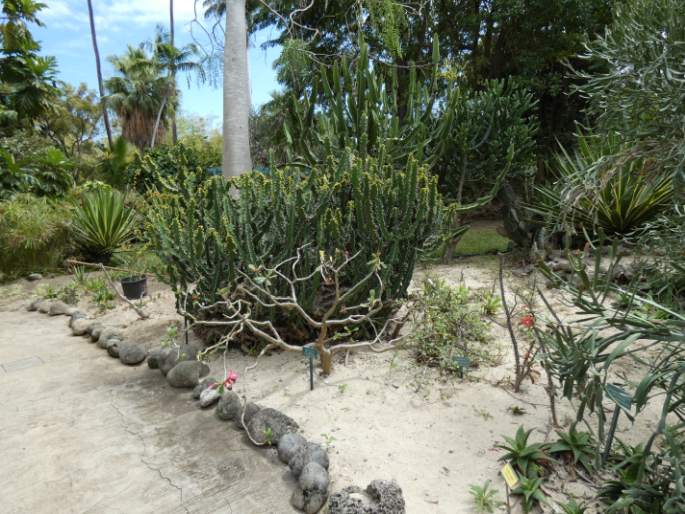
[72,188,135,262]
[529,133,673,238]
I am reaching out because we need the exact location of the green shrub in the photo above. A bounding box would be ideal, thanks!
[147,151,442,341]
[530,133,673,239]
[412,277,497,372]
[0,132,74,199]
[0,194,72,276]
[72,188,136,263]
[127,142,218,193]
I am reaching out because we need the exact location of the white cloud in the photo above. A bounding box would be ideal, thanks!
[43,0,199,32]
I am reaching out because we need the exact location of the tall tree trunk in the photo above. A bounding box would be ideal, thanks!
[87,0,113,149]
[222,0,252,178]
[169,0,178,144]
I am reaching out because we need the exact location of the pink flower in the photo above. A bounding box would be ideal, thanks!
[223,371,238,388]
[519,313,535,329]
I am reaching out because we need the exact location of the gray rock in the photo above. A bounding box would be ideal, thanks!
[199,387,221,408]
[71,318,95,337]
[246,407,299,446]
[289,442,329,478]
[90,324,105,342]
[48,300,71,316]
[278,432,307,464]
[365,480,405,513]
[237,402,262,430]
[215,391,242,421]
[68,311,87,328]
[159,343,203,376]
[106,339,121,358]
[328,480,405,514]
[118,344,147,365]
[192,377,217,399]
[147,349,170,370]
[291,462,329,513]
[167,360,205,388]
[27,273,43,281]
[98,327,123,346]
[27,299,41,311]
[36,300,52,313]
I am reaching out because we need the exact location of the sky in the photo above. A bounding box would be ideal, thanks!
[36,0,282,129]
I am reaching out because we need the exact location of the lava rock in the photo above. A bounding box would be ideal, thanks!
[246,407,299,445]
[278,432,307,464]
[36,300,52,313]
[106,339,121,358]
[328,480,405,514]
[192,377,217,399]
[26,273,43,281]
[159,343,203,376]
[291,462,329,513]
[167,360,205,388]
[237,402,262,430]
[147,348,169,370]
[199,386,221,408]
[118,343,147,365]
[27,299,41,311]
[215,391,242,421]
[71,318,95,336]
[89,324,105,342]
[98,327,123,347]
[48,300,71,316]
[68,311,87,328]
[289,442,329,478]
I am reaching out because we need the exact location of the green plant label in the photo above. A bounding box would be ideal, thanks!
[453,356,471,369]
[303,346,318,359]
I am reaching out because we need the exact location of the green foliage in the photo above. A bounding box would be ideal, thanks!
[127,141,217,193]
[511,475,546,513]
[83,276,115,311]
[72,188,136,262]
[147,151,442,341]
[412,277,496,372]
[497,426,550,478]
[468,480,503,513]
[549,426,597,473]
[479,289,501,316]
[531,133,673,238]
[0,131,74,198]
[0,193,72,276]
[559,499,587,514]
[573,0,685,177]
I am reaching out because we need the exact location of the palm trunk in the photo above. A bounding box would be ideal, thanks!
[169,0,178,144]
[87,0,113,150]
[222,0,252,178]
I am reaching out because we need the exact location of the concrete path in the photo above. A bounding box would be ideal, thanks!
[0,308,296,514]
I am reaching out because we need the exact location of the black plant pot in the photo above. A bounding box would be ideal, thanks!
[120,275,147,300]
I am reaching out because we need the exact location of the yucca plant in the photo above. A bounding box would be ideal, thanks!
[72,188,136,263]
[529,133,673,239]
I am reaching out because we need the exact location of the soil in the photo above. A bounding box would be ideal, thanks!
[0,256,661,513]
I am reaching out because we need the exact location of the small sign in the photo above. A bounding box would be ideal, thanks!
[500,463,520,489]
[303,346,319,359]
[453,356,471,378]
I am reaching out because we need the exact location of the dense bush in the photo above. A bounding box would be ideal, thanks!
[127,141,219,193]
[147,151,443,341]
[0,132,74,199]
[0,194,72,277]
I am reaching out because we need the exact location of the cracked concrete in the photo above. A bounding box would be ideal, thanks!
[0,307,297,514]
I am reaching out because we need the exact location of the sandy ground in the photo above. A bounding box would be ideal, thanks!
[0,256,661,513]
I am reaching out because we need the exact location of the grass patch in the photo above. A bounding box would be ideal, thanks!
[454,227,511,256]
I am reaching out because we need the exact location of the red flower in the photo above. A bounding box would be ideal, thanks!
[519,313,535,329]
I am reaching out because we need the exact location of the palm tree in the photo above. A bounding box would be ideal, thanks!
[148,28,205,146]
[169,0,177,143]
[105,46,171,151]
[86,0,113,149]
[223,0,252,177]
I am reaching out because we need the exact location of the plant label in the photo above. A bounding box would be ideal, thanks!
[500,463,519,489]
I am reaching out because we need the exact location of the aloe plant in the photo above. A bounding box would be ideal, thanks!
[72,188,136,262]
